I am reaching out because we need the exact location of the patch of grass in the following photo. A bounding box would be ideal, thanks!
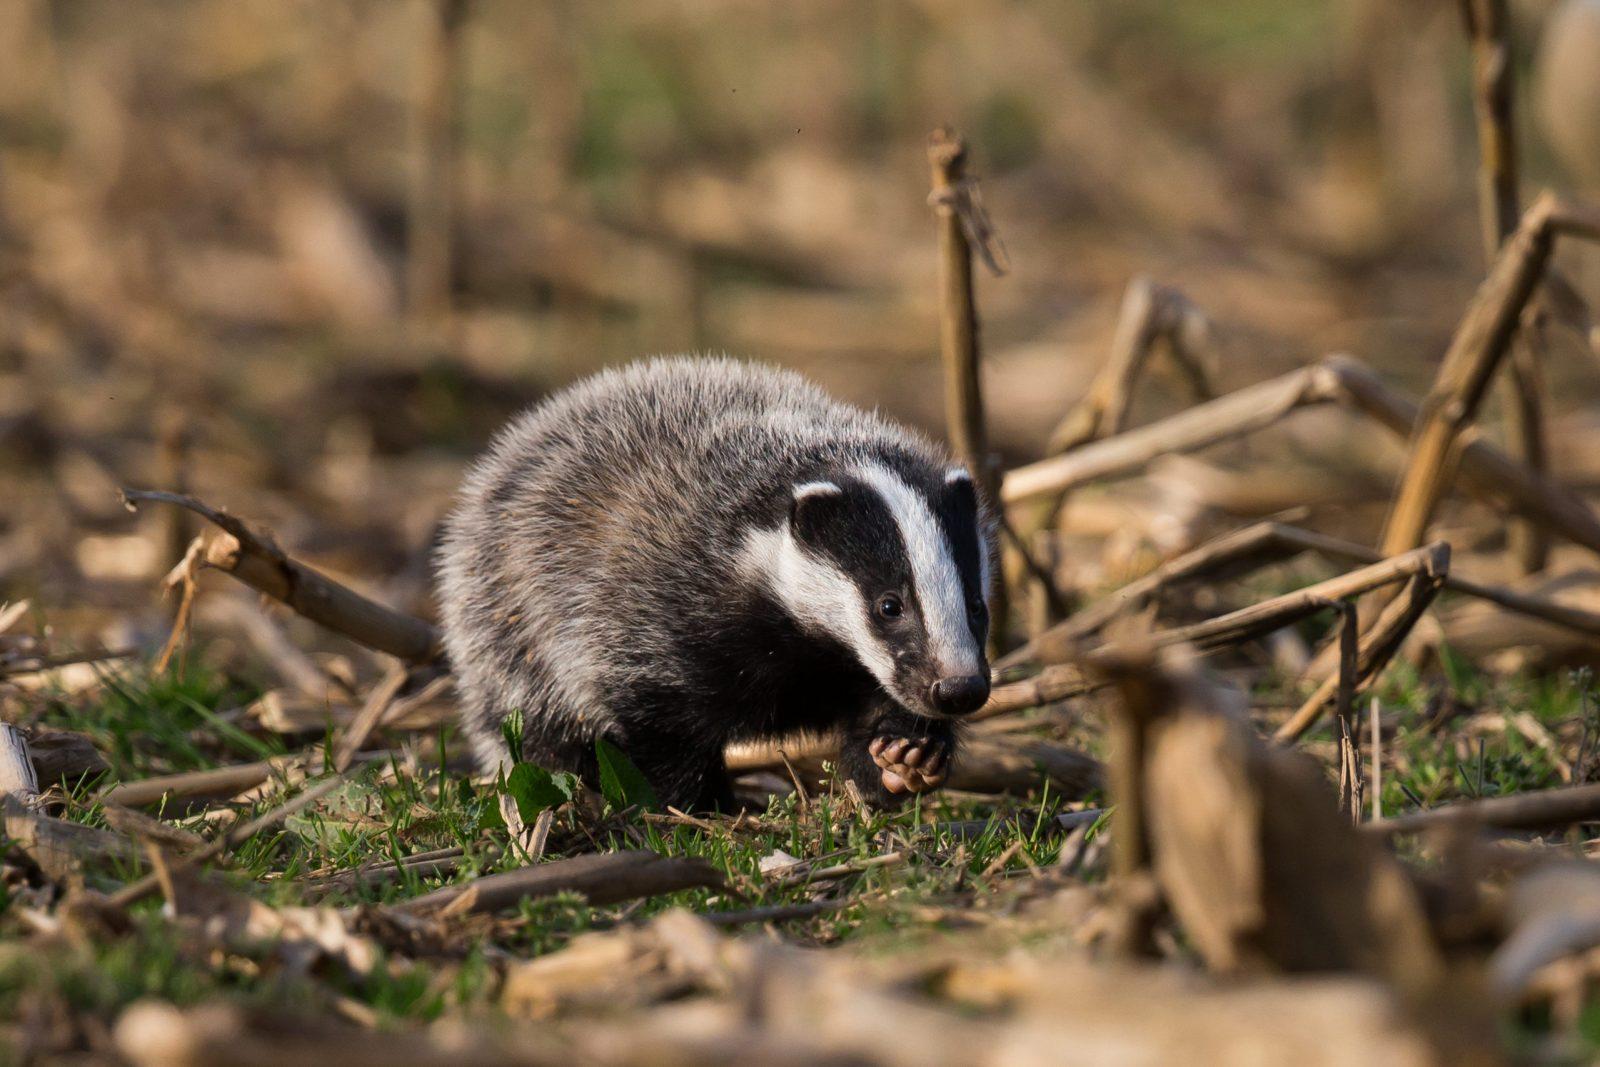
[1306,657,1598,819]
[32,662,274,779]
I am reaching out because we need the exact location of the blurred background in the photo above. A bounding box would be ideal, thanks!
[3,0,1599,655]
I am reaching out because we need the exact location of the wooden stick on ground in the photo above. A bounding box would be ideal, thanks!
[309,845,469,896]
[725,728,1103,799]
[973,663,1099,719]
[100,761,283,811]
[3,799,140,884]
[1369,780,1600,837]
[121,490,443,664]
[929,127,1009,651]
[397,850,724,916]
[945,735,1103,796]
[0,723,39,801]
[2,722,145,882]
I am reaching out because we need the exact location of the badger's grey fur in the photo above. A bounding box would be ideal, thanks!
[435,357,995,811]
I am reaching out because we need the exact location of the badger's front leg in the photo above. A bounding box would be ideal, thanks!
[839,700,958,808]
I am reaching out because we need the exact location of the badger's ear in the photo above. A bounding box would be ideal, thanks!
[789,481,845,543]
[943,467,979,513]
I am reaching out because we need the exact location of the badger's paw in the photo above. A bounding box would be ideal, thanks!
[868,735,949,795]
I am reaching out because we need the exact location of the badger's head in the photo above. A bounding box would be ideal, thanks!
[742,461,994,719]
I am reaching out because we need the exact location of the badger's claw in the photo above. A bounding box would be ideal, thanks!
[870,734,950,794]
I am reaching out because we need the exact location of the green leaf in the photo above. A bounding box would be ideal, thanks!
[503,762,577,822]
[594,738,658,811]
[476,797,505,831]
[499,708,525,759]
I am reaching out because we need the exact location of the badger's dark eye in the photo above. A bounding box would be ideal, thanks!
[968,597,987,619]
[875,593,905,620]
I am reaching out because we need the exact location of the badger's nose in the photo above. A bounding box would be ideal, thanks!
[930,674,990,716]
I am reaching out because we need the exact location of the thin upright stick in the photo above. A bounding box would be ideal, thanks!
[406,0,470,337]
[1370,696,1382,823]
[929,127,1008,649]
[1276,569,1448,743]
[1461,0,1548,573]
[1334,601,1359,734]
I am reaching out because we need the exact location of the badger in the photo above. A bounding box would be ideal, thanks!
[435,357,995,811]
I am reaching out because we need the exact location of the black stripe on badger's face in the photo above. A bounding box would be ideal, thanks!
[768,463,990,719]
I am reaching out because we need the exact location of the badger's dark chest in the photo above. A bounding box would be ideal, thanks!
[676,590,880,742]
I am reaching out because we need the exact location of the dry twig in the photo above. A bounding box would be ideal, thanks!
[406,0,470,334]
[1047,277,1213,455]
[121,489,443,663]
[1461,0,1550,573]
[332,663,411,772]
[929,127,1009,649]
[1371,781,1600,837]
[398,850,724,916]
[1380,195,1600,560]
[100,761,286,811]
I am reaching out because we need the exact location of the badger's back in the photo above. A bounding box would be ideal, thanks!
[435,357,946,767]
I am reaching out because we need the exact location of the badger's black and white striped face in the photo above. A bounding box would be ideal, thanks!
[741,462,993,719]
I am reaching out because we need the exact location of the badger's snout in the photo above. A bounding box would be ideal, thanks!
[929,674,990,716]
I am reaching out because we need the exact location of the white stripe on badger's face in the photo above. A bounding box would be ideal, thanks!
[854,464,983,679]
[736,523,898,691]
